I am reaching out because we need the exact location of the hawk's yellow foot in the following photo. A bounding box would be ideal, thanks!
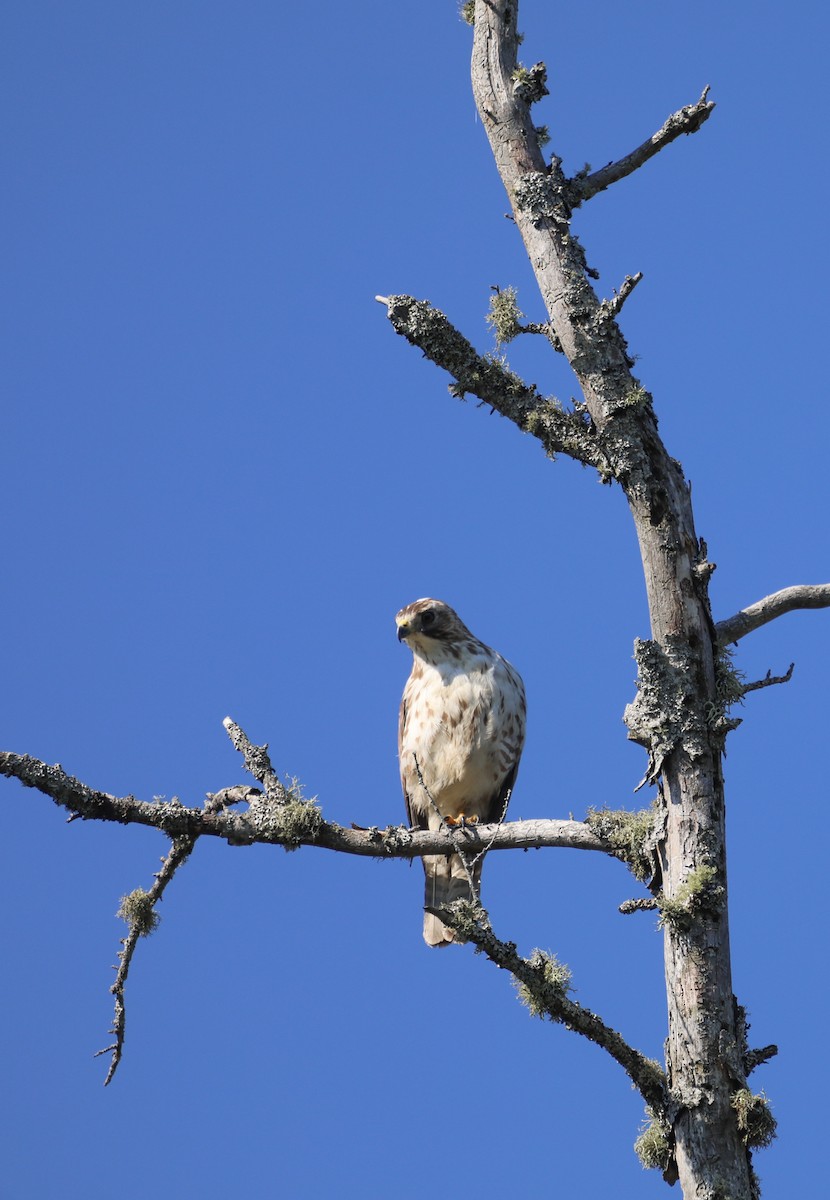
[444,813,480,828]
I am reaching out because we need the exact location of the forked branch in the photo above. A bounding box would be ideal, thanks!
[0,740,612,858]
[742,664,795,696]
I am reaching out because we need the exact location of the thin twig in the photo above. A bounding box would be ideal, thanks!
[565,88,715,208]
[619,896,659,915]
[717,584,830,644]
[412,753,479,895]
[741,664,795,696]
[466,788,512,875]
[603,272,644,318]
[95,789,234,1084]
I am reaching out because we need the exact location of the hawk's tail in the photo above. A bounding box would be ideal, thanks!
[422,853,482,948]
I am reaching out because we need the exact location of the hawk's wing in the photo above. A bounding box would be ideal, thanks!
[398,693,419,830]
[483,759,519,826]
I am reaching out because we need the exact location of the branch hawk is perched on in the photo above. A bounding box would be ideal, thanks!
[396,598,526,947]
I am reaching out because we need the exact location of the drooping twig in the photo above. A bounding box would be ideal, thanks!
[411,752,515,897]
[565,88,715,208]
[465,789,512,876]
[717,584,830,644]
[438,900,671,1118]
[95,787,234,1084]
[96,831,197,1084]
[412,752,479,895]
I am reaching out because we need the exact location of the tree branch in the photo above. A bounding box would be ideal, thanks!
[744,1045,779,1076]
[440,900,671,1119]
[619,896,659,915]
[96,834,196,1085]
[0,745,612,858]
[741,664,795,696]
[375,294,612,474]
[716,584,830,644]
[565,88,715,208]
[602,272,644,318]
[95,781,244,1085]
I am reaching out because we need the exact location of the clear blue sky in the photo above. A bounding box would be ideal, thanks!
[2,3,827,1197]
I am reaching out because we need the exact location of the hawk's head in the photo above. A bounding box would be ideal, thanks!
[395,598,474,650]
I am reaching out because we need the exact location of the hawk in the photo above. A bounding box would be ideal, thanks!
[396,598,526,947]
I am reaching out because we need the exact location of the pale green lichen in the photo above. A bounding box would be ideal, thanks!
[634,1109,673,1173]
[514,949,572,1018]
[534,124,551,148]
[658,864,724,927]
[460,0,475,24]
[608,385,651,413]
[480,351,531,398]
[486,286,524,345]
[511,62,549,105]
[585,802,659,882]
[275,797,323,849]
[513,171,561,222]
[118,889,160,938]
[732,1088,777,1150]
[624,637,710,789]
[707,644,747,725]
[436,898,487,944]
[245,775,323,851]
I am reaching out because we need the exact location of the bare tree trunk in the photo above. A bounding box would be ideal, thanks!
[469,3,751,1195]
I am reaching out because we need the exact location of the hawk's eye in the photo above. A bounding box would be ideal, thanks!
[421,610,437,630]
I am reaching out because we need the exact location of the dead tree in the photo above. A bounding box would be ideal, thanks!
[2,3,829,1197]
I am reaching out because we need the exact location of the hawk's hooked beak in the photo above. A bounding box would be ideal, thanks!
[396,621,410,643]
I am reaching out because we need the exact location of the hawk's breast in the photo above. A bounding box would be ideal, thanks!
[400,650,525,825]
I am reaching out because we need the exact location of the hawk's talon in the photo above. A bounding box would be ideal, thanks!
[444,813,480,829]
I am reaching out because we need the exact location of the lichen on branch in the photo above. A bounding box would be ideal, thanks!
[487,286,525,344]
[513,948,572,1016]
[585,802,660,883]
[634,1108,675,1178]
[732,1089,777,1150]
[623,637,710,789]
[377,294,611,471]
[437,900,670,1116]
[657,863,724,929]
[117,888,160,937]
